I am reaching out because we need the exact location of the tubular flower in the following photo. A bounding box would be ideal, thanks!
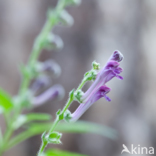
[31,84,64,106]
[81,51,123,103]
[70,51,123,122]
[70,85,111,122]
[37,59,61,78]
[31,75,51,93]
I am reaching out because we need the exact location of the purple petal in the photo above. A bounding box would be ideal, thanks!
[70,85,111,122]
[109,50,124,62]
[81,60,122,102]
[32,84,64,106]
[31,75,51,93]
[38,59,61,78]
[104,95,111,101]
[116,75,123,80]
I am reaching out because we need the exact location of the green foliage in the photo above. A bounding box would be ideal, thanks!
[56,110,64,121]
[6,121,117,150]
[26,113,52,121]
[45,149,88,156]
[0,88,13,113]
[69,89,75,101]
[12,113,52,130]
[0,1,118,156]
[41,131,48,144]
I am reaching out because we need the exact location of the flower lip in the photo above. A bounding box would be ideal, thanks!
[114,67,123,74]
[99,85,111,95]
[111,50,124,62]
[70,85,111,122]
[105,60,120,69]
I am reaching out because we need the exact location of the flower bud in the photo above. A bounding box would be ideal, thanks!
[59,10,74,26]
[84,70,98,81]
[48,131,62,144]
[45,33,64,50]
[31,75,51,93]
[64,110,72,122]
[109,50,124,62]
[74,90,84,103]
[92,61,100,70]
[36,60,61,78]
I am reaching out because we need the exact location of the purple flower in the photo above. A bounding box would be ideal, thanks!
[31,75,51,93]
[31,84,64,106]
[70,85,111,122]
[37,59,61,78]
[81,60,123,102]
[70,51,123,122]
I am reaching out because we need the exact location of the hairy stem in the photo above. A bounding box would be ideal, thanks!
[37,77,86,156]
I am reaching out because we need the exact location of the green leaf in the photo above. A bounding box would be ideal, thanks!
[7,121,117,150]
[84,71,89,77]
[12,113,51,129]
[45,149,87,156]
[56,109,61,115]
[41,131,48,144]
[30,121,117,140]
[26,113,51,121]
[69,89,75,101]
[0,88,13,113]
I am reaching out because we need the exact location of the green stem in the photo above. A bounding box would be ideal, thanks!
[19,0,66,95]
[37,76,87,156]
[2,0,66,155]
[76,78,87,91]
[48,117,60,134]
[20,20,55,94]
[38,141,48,156]
[0,127,13,155]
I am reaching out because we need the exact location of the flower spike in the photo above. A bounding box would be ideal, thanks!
[69,51,124,122]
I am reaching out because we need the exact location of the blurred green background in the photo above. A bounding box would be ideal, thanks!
[0,0,156,156]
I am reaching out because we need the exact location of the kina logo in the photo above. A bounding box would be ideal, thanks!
[121,144,154,155]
